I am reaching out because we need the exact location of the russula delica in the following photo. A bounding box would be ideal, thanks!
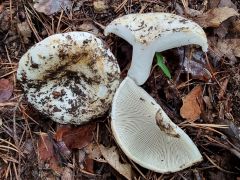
[111,77,202,173]
[17,32,120,124]
[105,13,208,85]
[107,13,208,173]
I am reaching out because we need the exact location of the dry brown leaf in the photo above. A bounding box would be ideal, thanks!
[38,132,63,174]
[99,145,132,180]
[85,143,106,162]
[180,85,203,122]
[178,49,212,81]
[183,59,212,81]
[33,0,71,15]
[0,79,13,103]
[194,7,238,28]
[84,157,94,173]
[17,21,32,44]
[61,167,73,180]
[54,124,95,149]
[78,22,99,35]
[209,38,240,64]
[93,1,109,12]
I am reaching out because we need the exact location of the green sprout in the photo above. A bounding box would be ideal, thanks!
[155,52,171,79]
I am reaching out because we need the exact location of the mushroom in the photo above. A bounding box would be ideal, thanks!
[105,13,208,85]
[111,77,202,173]
[17,32,120,124]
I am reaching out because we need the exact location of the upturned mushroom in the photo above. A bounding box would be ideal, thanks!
[105,13,208,85]
[111,77,202,173]
[17,32,120,124]
[107,13,208,173]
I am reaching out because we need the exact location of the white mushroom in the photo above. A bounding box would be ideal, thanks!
[17,32,120,124]
[111,77,202,173]
[105,13,208,85]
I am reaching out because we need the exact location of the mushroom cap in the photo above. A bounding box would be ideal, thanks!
[17,32,120,124]
[105,13,208,85]
[111,77,202,173]
[105,13,208,51]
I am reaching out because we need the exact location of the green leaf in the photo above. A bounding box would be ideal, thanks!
[155,53,171,79]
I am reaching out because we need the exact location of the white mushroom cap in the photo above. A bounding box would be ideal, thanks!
[105,13,208,85]
[17,32,120,124]
[111,77,202,173]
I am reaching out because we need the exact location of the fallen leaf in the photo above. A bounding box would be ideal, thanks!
[183,60,212,81]
[78,22,99,35]
[33,0,71,15]
[213,19,231,38]
[218,0,238,10]
[54,124,95,149]
[178,49,212,81]
[61,167,73,180]
[180,85,203,122]
[17,21,32,44]
[194,7,238,28]
[93,1,109,12]
[99,145,132,180]
[0,79,13,103]
[211,0,238,38]
[85,143,106,162]
[38,132,63,174]
[84,157,94,173]
[209,38,240,64]
[55,140,71,159]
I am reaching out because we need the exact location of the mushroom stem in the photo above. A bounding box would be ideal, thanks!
[105,13,208,85]
[128,46,155,85]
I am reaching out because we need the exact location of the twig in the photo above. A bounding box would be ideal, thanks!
[24,6,42,41]
[115,0,128,13]
[0,102,18,107]
[56,10,64,33]
[4,45,16,86]
[204,153,236,174]
[0,69,17,78]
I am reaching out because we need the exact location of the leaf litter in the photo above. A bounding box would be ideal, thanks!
[193,7,238,28]
[99,145,132,180]
[1,0,240,179]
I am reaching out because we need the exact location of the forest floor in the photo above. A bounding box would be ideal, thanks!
[0,0,240,179]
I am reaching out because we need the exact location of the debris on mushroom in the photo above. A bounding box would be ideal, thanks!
[111,77,202,173]
[17,32,120,124]
[105,13,208,85]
